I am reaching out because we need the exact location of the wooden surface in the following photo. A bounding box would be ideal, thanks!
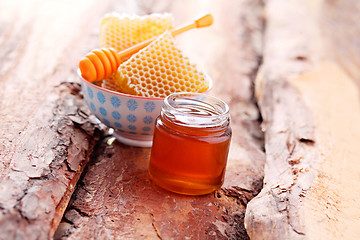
[0,1,107,239]
[1,0,360,239]
[245,0,360,239]
[57,1,265,239]
[0,0,265,239]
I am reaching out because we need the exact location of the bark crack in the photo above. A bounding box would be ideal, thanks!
[149,213,162,240]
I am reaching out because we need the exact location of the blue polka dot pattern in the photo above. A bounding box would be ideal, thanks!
[99,107,107,116]
[143,116,153,124]
[97,92,106,104]
[127,99,138,111]
[90,102,96,112]
[114,122,122,129]
[112,111,121,120]
[128,125,136,131]
[87,87,94,99]
[111,96,121,108]
[144,101,156,112]
[127,114,137,123]
[102,118,110,125]
[82,82,161,141]
[142,126,151,132]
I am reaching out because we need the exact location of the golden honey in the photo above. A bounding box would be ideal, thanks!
[149,93,231,195]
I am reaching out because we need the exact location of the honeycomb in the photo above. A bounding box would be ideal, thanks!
[112,31,209,98]
[101,75,120,92]
[100,12,174,52]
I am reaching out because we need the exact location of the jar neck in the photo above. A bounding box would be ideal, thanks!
[161,92,230,129]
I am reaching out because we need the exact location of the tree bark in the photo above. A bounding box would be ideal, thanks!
[55,0,266,239]
[0,0,266,239]
[245,0,360,239]
[0,1,112,239]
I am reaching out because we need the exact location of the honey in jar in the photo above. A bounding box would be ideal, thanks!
[149,92,232,195]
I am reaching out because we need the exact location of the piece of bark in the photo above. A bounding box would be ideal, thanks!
[0,1,114,239]
[57,0,266,239]
[245,0,360,239]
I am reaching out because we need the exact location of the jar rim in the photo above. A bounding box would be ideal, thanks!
[162,92,230,128]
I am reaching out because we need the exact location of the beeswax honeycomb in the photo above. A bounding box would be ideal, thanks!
[100,12,173,52]
[101,75,120,92]
[112,31,209,98]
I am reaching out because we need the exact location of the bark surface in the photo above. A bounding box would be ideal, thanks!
[245,0,360,239]
[0,0,266,239]
[57,0,266,239]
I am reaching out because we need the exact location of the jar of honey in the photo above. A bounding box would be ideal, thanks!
[149,92,232,195]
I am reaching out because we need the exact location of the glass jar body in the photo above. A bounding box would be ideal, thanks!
[148,93,232,195]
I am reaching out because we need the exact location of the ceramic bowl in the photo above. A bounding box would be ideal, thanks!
[79,72,212,147]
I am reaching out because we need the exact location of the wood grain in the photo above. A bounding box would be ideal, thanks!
[245,0,360,239]
[0,1,113,239]
[0,0,266,239]
[55,0,266,239]
[2,0,359,239]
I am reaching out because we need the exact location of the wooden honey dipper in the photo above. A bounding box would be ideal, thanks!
[79,14,213,82]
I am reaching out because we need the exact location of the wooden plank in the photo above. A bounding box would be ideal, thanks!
[245,0,360,239]
[0,1,114,239]
[55,0,266,239]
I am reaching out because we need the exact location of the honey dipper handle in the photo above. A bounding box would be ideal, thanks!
[79,14,214,82]
[171,14,214,37]
[118,14,214,59]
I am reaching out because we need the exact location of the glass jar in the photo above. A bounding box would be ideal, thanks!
[149,92,232,195]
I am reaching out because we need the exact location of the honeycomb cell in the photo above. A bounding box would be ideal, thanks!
[112,32,209,98]
[100,12,173,52]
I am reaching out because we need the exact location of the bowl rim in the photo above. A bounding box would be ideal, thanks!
[78,69,213,100]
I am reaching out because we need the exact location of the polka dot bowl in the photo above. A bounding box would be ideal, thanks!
[79,71,212,147]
